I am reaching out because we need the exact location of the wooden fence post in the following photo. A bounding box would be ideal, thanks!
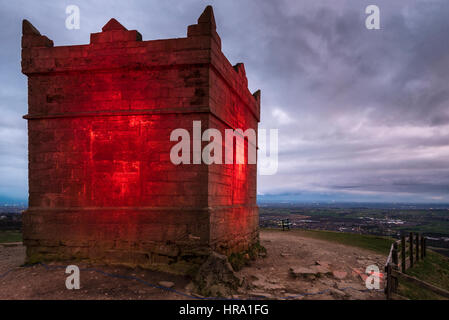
[423,237,427,257]
[420,236,425,259]
[392,242,399,292]
[393,242,398,267]
[401,235,406,273]
[416,233,420,263]
[409,232,414,268]
[385,264,392,300]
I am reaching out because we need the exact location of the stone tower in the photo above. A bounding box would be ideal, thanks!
[21,6,260,273]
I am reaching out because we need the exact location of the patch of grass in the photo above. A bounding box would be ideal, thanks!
[398,250,449,299]
[229,242,267,271]
[228,252,247,271]
[0,230,22,243]
[397,278,445,300]
[272,228,394,255]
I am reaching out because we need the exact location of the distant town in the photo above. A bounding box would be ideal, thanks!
[259,203,449,257]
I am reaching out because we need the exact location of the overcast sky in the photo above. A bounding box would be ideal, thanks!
[1,0,448,203]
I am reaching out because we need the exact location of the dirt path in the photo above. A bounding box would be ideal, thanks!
[236,230,386,300]
[0,230,386,300]
[0,244,190,300]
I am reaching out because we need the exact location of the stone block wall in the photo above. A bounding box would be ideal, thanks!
[21,6,260,273]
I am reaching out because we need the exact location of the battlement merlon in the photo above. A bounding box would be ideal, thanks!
[21,6,260,121]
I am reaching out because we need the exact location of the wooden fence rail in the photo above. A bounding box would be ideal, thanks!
[384,232,449,299]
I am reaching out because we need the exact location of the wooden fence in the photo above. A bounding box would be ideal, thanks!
[384,232,449,300]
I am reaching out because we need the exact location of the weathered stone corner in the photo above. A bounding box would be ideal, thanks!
[21,19,53,48]
[187,5,221,48]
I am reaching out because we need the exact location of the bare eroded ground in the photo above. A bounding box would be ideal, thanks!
[0,230,386,300]
[236,230,386,300]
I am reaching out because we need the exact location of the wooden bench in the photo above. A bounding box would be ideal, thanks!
[278,219,291,231]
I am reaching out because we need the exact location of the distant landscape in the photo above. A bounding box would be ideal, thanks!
[259,202,449,257]
[2,202,449,257]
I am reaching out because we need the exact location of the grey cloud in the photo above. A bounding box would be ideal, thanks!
[1,0,449,202]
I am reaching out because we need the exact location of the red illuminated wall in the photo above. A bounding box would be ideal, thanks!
[21,6,260,272]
